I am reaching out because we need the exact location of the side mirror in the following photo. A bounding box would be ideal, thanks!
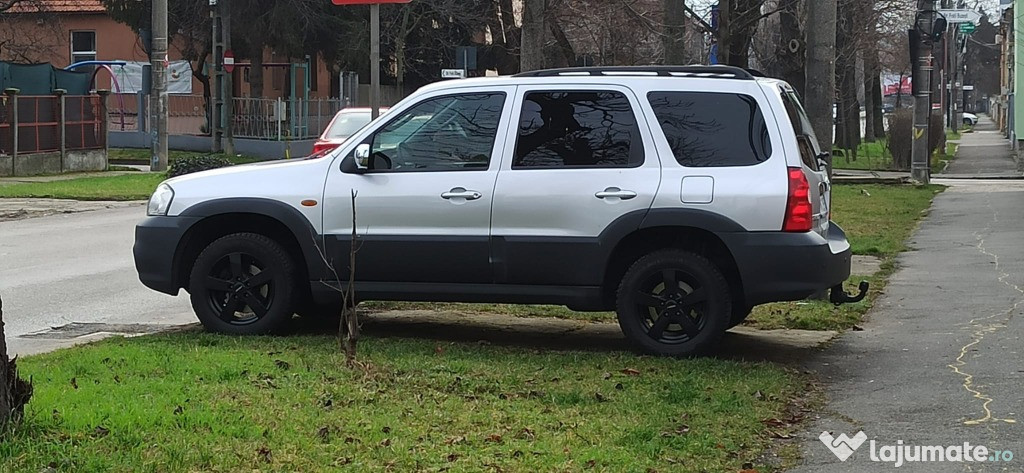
[340,143,371,174]
[354,143,371,169]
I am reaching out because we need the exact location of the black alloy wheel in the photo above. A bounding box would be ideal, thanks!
[616,250,730,356]
[188,233,296,335]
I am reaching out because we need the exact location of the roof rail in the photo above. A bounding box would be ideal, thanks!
[513,65,756,80]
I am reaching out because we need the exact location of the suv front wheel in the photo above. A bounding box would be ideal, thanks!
[188,233,297,335]
[615,250,731,356]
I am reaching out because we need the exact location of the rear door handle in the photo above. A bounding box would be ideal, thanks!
[441,188,482,201]
[595,187,637,200]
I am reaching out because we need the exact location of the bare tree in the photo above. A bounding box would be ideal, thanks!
[521,0,547,71]
[663,0,687,64]
[0,0,64,63]
[805,0,837,167]
[0,295,33,431]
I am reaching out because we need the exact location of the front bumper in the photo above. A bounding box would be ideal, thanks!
[721,222,853,306]
[133,216,200,295]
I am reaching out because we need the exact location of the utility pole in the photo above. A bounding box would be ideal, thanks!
[222,0,234,156]
[911,0,939,184]
[211,0,224,153]
[150,0,168,171]
[370,4,380,119]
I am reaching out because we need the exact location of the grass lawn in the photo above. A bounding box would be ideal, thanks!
[2,333,809,472]
[0,174,166,201]
[832,138,955,172]
[108,148,262,165]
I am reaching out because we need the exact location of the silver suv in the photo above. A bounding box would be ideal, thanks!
[134,66,862,356]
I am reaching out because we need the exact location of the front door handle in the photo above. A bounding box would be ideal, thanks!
[441,187,483,201]
[595,187,638,200]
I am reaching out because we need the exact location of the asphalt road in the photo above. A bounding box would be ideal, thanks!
[0,205,194,356]
[795,119,1024,471]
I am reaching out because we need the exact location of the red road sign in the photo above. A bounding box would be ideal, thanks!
[331,0,410,3]
[224,50,235,73]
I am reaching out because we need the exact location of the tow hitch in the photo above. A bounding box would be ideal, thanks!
[830,281,869,305]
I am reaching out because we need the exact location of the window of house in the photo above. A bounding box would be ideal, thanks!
[513,90,643,168]
[647,91,772,167]
[70,31,96,65]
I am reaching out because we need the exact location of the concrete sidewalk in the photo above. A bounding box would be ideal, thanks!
[792,176,1024,471]
[941,114,1022,178]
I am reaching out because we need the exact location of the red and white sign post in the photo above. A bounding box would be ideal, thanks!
[223,49,235,74]
[331,0,412,119]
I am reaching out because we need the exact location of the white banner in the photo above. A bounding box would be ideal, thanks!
[111,60,193,94]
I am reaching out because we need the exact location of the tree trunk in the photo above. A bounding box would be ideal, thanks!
[663,0,687,65]
[521,0,547,72]
[863,47,883,141]
[0,295,33,430]
[872,73,885,140]
[777,0,805,97]
[717,0,731,65]
[834,0,859,152]
[804,0,836,171]
[250,42,265,98]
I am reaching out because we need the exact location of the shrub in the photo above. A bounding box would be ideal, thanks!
[167,155,233,178]
[886,108,913,170]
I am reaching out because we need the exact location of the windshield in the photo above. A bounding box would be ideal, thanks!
[326,111,373,139]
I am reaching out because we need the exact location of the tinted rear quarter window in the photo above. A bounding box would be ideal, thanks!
[514,91,643,168]
[647,91,771,167]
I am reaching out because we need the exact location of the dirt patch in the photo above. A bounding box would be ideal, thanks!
[0,199,143,222]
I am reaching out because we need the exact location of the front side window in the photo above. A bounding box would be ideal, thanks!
[648,91,772,167]
[513,90,643,168]
[369,93,506,172]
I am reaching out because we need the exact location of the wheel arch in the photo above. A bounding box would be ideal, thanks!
[601,209,746,310]
[173,199,327,293]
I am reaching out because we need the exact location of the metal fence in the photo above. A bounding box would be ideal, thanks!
[108,87,411,141]
[0,94,105,156]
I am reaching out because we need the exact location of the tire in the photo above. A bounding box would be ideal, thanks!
[615,250,731,356]
[188,233,297,335]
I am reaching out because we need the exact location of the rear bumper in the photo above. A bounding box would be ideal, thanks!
[721,223,853,306]
[133,216,200,295]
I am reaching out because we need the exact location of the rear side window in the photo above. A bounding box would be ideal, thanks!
[647,91,772,167]
[513,91,643,168]
[780,90,821,170]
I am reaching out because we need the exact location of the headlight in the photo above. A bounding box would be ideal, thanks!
[147,183,175,216]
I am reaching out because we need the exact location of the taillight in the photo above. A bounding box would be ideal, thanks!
[312,142,338,155]
[783,167,813,232]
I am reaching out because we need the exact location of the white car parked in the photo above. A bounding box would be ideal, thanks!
[135,66,865,356]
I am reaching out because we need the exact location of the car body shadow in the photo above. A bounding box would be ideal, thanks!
[292,310,834,365]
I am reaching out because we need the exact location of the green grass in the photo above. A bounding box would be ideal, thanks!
[0,174,167,201]
[108,148,262,165]
[832,140,893,171]
[2,332,808,472]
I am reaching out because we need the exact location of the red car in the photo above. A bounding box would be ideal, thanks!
[312,107,387,155]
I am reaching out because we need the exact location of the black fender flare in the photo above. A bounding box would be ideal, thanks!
[177,198,329,281]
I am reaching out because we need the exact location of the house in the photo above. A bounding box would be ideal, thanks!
[0,0,332,99]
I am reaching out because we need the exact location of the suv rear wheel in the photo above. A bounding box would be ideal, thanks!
[615,250,731,356]
[188,233,297,335]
